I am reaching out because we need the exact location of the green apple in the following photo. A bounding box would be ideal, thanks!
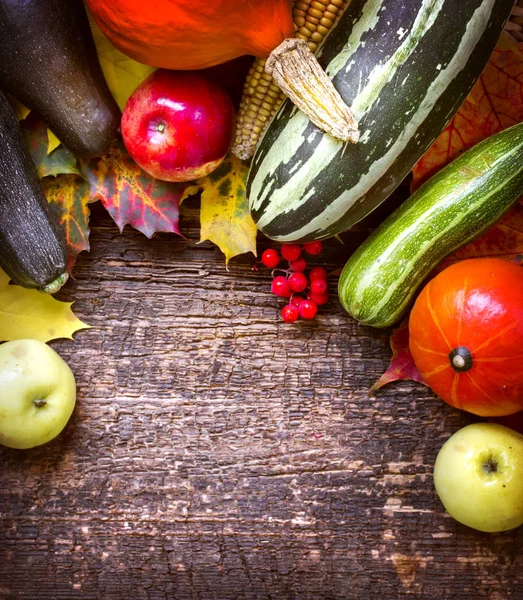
[434,423,523,532]
[0,339,76,449]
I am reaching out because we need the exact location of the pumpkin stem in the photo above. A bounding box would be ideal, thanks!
[265,38,360,143]
[449,346,473,373]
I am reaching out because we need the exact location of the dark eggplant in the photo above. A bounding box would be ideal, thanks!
[0,90,68,292]
[0,0,121,159]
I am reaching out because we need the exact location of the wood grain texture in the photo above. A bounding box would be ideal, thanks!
[1,195,522,600]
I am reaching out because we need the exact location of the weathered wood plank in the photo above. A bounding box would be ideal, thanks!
[1,198,522,599]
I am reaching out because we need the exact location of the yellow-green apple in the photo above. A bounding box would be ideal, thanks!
[434,423,523,532]
[121,69,235,182]
[0,339,76,449]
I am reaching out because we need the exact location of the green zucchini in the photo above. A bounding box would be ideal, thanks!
[0,90,68,292]
[338,123,523,328]
[247,0,516,242]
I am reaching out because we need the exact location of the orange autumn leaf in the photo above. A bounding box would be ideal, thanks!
[412,35,523,190]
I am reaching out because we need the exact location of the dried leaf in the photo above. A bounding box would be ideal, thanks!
[412,35,523,189]
[88,14,155,110]
[42,175,92,273]
[371,322,426,392]
[0,270,90,343]
[21,113,80,178]
[182,155,257,264]
[80,141,184,238]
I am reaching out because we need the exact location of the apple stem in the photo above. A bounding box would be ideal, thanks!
[33,398,47,408]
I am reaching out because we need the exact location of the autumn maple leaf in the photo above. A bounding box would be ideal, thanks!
[182,155,257,264]
[80,142,184,239]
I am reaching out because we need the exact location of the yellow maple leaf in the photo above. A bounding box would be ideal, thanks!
[47,130,62,154]
[0,270,90,343]
[88,14,155,111]
[182,155,258,264]
[9,95,30,121]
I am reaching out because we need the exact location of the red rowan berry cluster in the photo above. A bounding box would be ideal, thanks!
[260,241,329,323]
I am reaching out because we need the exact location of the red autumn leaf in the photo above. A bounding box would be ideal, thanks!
[412,35,523,190]
[79,141,185,238]
[39,140,185,274]
[371,321,426,393]
[17,115,184,273]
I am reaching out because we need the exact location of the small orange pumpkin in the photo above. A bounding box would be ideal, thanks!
[409,258,523,417]
[85,0,295,70]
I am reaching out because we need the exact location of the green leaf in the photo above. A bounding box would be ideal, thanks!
[21,113,80,178]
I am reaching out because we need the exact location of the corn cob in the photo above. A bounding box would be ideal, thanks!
[232,0,349,161]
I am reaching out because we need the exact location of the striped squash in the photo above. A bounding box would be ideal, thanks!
[338,122,523,328]
[247,0,516,242]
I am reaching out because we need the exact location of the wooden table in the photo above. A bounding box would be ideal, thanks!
[1,197,522,599]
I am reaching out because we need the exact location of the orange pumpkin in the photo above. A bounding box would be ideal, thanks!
[85,0,295,70]
[409,258,523,417]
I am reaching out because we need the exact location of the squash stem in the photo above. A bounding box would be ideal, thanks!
[40,272,69,295]
[265,39,359,143]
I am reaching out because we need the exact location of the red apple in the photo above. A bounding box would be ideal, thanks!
[122,70,236,182]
